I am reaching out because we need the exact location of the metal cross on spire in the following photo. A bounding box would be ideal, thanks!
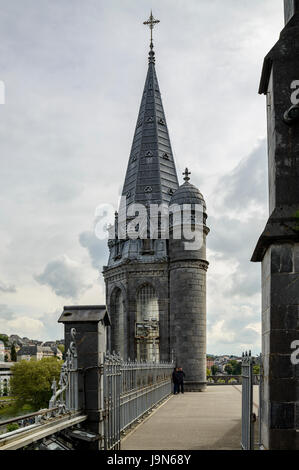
[183,168,191,182]
[143,11,160,48]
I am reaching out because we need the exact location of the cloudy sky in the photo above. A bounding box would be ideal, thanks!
[0,0,284,354]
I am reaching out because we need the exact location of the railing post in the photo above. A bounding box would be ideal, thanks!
[241,351,254,450]
[58,305,111,450]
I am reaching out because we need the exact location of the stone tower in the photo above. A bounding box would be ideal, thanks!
[103,14,209,391]
[252,0,299,450]
[169,170,209,391]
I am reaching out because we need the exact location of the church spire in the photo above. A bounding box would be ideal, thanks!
[121,14,178,208]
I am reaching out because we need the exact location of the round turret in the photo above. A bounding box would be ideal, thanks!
[170,180,206,211]
[169,168,209,392]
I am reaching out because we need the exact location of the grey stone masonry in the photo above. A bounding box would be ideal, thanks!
[252,6,299,450]
[103,261,170,361]
[260,245,299,450]
[58,306,111,450]
[169,221,209,392]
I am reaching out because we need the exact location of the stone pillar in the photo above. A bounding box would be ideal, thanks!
[252,6,299,450]
[169,211,209,392]
[259,245,299,449]
[58,305,111,450]
[169,259,208,391]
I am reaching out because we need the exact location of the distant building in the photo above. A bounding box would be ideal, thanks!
[42,341,56,348]
[206,357,214,369]
[17,345,63,361]
[17,345,43,361]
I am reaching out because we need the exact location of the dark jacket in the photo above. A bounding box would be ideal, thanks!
[172,370,179,384]
[177,370,185,384]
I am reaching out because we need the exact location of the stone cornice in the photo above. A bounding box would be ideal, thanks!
[103,260,168,280]
[169,259,209,272]
[251,205,299,262]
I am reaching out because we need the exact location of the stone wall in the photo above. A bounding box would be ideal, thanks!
[261,243,299,449]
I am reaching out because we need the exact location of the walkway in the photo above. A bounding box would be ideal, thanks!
[122,385,259,450]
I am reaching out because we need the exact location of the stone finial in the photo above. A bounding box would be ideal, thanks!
[183,168,191,183]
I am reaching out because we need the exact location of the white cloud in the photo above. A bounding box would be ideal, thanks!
[4,316,45,338]
[245,322,262,335]
[35,255,92,299]
[209,320,236,345]
[0,281,16,293]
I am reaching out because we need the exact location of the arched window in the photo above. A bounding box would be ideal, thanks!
[136,284,159,362]
[110,288,126,359]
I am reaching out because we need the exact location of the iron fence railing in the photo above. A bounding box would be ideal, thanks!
[207,375,260,385]
[241,351,256,450]
[49,327,79,415]
[103,353,173,450]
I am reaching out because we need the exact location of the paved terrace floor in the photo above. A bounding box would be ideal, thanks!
[122,385,259,450]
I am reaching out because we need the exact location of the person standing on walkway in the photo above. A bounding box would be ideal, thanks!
[177,367,185,394]
[172,367,179,394]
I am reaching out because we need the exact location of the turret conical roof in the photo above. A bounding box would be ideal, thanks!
[121,46,179,208]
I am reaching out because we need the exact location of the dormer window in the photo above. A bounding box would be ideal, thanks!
[144,186,153,193]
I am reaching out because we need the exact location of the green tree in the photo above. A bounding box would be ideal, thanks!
[0,334,9,347]
[253,364,260,375]
[6,423,19,432]
[231,360,242,375]
[225,360,242,375]
[211,365,219,375]
[10,344,17,362]
[206,368,211,377]
[224,363,233,375]
[10,357,63,411]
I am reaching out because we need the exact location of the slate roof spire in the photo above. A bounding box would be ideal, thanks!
[121,13,179,208]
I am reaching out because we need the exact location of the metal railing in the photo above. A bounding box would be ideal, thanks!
[0,329,81,448]
[207,375,260,385]
[103,353,173,450]
[241,351,255,450]
[48,327,79,415]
